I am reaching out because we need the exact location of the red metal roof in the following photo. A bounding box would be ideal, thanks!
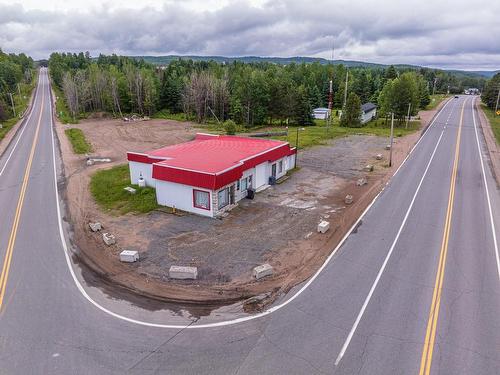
[128,134,296,190]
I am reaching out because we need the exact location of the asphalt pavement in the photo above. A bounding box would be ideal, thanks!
[0,69,498,374]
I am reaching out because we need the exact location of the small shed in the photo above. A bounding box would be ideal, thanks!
[312,107,331,120]
[361,103,377,124]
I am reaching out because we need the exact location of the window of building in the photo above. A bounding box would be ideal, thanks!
[278,160,283,173]
[241,177,248,191]
[218,188,229,209]
[193,189,210,210]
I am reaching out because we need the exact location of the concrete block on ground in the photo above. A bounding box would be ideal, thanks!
[356,178,368,186]
[253,263,274,280]
[124,186,137,194]
[102,232,116,246]
[89,222,102,232]
[317,220,330,233]
[120,250,139,263]
[86,159,94,166]
[363,164,374,172]
[345,194,354,205]
[375,153,383,160]
[385,144,391,150]
[169,266,198,280]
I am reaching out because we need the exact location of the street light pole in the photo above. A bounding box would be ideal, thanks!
[389,112,394,167]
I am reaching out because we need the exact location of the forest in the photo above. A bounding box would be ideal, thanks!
[0,49,34,122]
[48,52,487,127]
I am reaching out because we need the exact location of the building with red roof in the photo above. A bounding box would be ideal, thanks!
[127,133,296,217]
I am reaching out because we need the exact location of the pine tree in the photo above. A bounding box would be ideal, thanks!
[340,92,362,127]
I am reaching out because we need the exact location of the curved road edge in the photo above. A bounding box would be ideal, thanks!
[49,74,456,329]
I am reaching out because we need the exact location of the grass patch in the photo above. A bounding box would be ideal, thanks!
[481,104,500,145]
[269,118,420,149]
[153,109,190,122]
[52,85,81,124]
[426,94,450,110]
[0,72,38,142]
[90,164,159,215]
[65,128,92,154]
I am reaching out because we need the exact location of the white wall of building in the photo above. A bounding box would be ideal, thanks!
[155,180,213,217]
[129,161,155,187]
[236,167,255,201]
[361,109,377,124]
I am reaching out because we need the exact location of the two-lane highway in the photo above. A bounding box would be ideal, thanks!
[0,69,498,374]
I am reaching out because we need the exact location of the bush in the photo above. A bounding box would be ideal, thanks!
[223,119,237,135]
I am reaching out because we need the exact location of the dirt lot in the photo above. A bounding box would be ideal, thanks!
[54,99,448,308]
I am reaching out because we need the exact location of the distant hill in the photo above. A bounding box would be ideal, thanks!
[129,54,497,77]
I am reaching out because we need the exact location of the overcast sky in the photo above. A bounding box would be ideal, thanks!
[1,0,499,70]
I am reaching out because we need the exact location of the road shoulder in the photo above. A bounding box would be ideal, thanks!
[476,100,500,188]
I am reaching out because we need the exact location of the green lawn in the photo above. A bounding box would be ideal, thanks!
[90,164,159,215]
[426,94,450,110]
[0,72,38,142]
[481,104,500,145]
[153,109,190,122]
[268,118,420,149]
[64,128,92,154]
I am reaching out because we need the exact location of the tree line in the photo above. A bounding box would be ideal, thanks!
[482,73,500,110]
[0,49,34,121]
[48,52,487,127]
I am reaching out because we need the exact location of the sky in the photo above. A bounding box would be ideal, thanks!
[0,0,499,71]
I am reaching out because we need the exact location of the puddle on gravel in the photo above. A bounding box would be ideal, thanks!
[72,252,228,319]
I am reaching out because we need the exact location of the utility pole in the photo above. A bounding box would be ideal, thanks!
[495,86,500,115]
[389,112,394,167]
[294,128,300,169]
[327,79,333,131]
[9,93,16,117]
[432,78,438,96]
[405,103,411,129]
[343,71,349,109]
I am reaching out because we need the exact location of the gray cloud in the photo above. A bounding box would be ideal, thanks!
[0,0,499,70]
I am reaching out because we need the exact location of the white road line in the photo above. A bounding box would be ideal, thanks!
[471,99,500,280]
[335,127,446,366]
[47,68,453,329]
[0,75,40,177]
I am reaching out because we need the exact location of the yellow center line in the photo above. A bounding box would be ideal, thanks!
[418,99,466,375]
[0,81,44,312]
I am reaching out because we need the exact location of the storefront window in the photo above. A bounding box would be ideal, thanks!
[218,188,229,209]
[193,189,210,210]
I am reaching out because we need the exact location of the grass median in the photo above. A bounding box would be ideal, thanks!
[90,164,159,215]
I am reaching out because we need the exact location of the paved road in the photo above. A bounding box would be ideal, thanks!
[0,69,498,374]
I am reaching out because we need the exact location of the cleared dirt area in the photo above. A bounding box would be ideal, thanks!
[54,98,448,308]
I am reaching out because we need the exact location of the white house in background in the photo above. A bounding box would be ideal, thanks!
[361,103,377,124]
[312,107,331,120]
[127,133,296,218]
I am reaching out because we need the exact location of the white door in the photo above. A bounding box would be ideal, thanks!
[255,163,267,188]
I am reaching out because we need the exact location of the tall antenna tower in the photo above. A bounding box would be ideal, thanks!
[327,39,334,129]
